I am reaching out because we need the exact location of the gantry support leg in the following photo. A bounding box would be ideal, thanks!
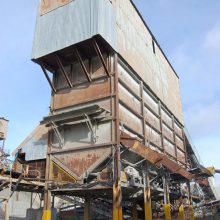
[113,181,122,220]
[4,200,9,220]
[84,197,90,220]
[113,53,122,220]
[179,185,184,220]
[187,181,194,220]
[179,197,184,220]
[42,130,52,220]
[42,190,51,220]
[132,201,137,220]
[163,173,171,220]
[113,146,122,220]
[143,170,152,220]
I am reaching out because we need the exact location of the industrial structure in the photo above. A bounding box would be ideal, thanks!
[0,0,220,219]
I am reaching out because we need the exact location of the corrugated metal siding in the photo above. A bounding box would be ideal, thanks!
[32,0,116,59]
[17,125,47,161]
[114,0,184,124]
[118,58,186,164]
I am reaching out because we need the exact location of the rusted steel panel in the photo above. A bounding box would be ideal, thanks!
[120,136,163,165]
[145,124,162,148]
[51,121,112,149]
[52,79,111,110]
[119,104,143,135]
[174,122,183,138]
[176,135,184,151]
[40,0,72,15]
[53,147,111,178]
[0,118,8,140]
[162,124,174,142]
[163,138,176,157]
[55,55,108,90]
[159,156,191,179]
[161,109,173,128]
[143,90,159,115]
[120,132,193,180]
[118,63,140,96]
[177,149,186,164]
[144,107,160,131]
[28,160,46,178]
[118,83,141,114]
[115,0,184,124]
[91,54,108,79]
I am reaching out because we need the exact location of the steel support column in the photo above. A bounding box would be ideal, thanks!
[113,181,122,220]
[187,181,194,220]
[143,170,152,220]
[178,184,184,220]
[163,173,171,220]
[84,197,91,220]
[42,130,52,220]
[132,201,138,220]
[179,197,184,220]
[4,200,9,220]
[113,53,122,220]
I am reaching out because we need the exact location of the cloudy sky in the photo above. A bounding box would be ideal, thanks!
[0,1,220,194]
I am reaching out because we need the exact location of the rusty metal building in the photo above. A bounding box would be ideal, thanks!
[10,0,217,220]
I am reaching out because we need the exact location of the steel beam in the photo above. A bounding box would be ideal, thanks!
[40,62,56,93]
[163,173,171,220]
[42,130,52,220]
[73,46,92,82]
[55,54,73,88]
[113,53,122,220]
[92,38,110,77]
[187,181,194,220]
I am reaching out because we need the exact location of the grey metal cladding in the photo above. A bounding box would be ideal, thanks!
[22,144,47,161]
[32,0,117,59]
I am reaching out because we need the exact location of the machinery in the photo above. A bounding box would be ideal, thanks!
[0,1,218,220]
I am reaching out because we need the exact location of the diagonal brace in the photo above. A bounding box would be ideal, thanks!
[73,46,92,82]
[92,38,110,77]
[40,62,56,93]
[55,54,73,88]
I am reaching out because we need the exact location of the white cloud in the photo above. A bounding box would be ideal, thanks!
[203,24,220,50]
[185,101,220,138]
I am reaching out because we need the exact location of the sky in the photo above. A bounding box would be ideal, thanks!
[0,1,220,195]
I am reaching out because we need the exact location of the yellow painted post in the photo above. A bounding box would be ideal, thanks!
[84,197,90,220]
[163,174,171,220]
[178,188,184,220]
[189,205,194,220]
[143,170,152,220]
[164,204,171,220]
[113,182,122,220]
[179,203,184,220]
[132,201,137,220]
[42,210,51,220]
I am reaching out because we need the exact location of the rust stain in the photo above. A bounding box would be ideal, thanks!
[120,132,193,180]
[52,80,111,110]
[40,0,72,15]
[57,153,100,176]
